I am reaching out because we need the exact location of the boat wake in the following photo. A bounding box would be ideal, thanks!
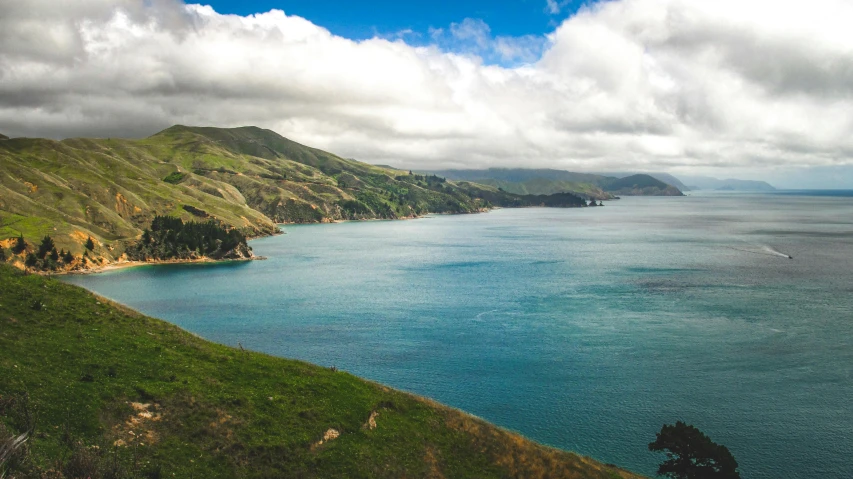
[762,245,792,259]
[726,243,793,259]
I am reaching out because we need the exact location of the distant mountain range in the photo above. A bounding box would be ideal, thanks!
[676,175,776,191]
[425,168,776,198]
[596,172,775,192]
[427,168,684,199]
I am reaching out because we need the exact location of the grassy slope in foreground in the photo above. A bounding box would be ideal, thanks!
[0,265,643,479]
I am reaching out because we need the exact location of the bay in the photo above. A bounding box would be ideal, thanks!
[63,193,853,478]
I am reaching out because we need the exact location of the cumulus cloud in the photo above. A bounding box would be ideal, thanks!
[1,0,852,180]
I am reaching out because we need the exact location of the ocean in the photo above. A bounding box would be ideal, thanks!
[63,192,853,478]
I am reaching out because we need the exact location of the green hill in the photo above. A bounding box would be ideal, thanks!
[0,133,8,140]
[465,178,612,200]
[644,173,690,192]
[0,127,586,269]
[600,174,683,196]
[428,169,613,199]
[0,264,644,479]
[428,169,683,199]
[429,168,607,185]
[593,173,690,192]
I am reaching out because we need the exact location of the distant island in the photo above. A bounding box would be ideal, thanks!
[0,126,592,273]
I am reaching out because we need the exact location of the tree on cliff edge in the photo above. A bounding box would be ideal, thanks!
[649,421,740,479]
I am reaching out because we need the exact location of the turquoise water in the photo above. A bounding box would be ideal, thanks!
[63,193,853,478]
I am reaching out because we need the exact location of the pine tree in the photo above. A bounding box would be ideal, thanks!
[12,234,26,254]
[649,422,740,479]
[25,253,38,267]
[0,247,6,262]
[49,247,59,262]
[85,236,95,251]
[37,236,55,259]
[62,250,74,263]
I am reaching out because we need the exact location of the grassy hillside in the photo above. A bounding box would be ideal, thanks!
[428,169,613,199]
[429,169,683,199]
[466,178,612,200]
[0,264,644,479]
[644,173,689,192]
[0,127,585,269]
[600,175,683,196]
[593,173,690,192]
[0,132,278,263]
[429,169,608,185]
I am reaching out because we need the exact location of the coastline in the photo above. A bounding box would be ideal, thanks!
[56,256,264,276]
[52,207,549,275]
[7,206,577,277]
[58,213,432,275]
[46,204,588,276]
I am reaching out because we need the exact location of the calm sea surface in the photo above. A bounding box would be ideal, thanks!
[63,193,853,478]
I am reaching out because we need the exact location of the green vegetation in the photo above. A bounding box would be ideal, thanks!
[35,236,55,260]
[126,216,252,261]
[429,169,684,198]
[8,235,80,272]
[1,126,587,269]
[162,171,187,184]
[0,264,643,478]
[483,178,613,200]
[649,422,740,479]
[429,168,615,199]
[12,235,26,255]
[601,175,683,196]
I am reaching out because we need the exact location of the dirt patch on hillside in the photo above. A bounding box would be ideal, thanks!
[112,402,162,447]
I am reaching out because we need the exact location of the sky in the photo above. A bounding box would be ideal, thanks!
[201,0,585,40]
[1,0,852,188]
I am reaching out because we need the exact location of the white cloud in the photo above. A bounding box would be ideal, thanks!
[1,0,853,183]
[428,18,547,65]
[546,0,571,15]
[450,18,492,49]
